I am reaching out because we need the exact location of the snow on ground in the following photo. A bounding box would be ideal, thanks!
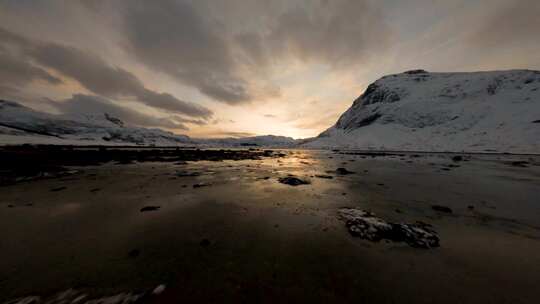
[304,70,540,153]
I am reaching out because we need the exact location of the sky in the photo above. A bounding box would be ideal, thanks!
[1,0,539,139]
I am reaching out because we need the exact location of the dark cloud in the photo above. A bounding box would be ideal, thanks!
[0,51,61,86]
[55,94,202,130]
[120,0,252,104]
[0,27,212,119]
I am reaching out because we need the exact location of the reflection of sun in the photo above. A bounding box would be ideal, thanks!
[275,150,321,168]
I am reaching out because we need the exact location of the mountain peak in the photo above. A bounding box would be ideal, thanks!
[310,69,540,153]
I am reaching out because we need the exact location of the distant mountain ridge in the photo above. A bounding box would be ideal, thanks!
[0,100,296,147]
[304,69,540,153]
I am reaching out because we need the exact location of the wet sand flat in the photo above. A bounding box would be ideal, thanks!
[1,149,540,303]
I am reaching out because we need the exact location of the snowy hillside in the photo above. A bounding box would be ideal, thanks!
[0,100,298,147]
[0,100,194,146]
[304,70,540,153]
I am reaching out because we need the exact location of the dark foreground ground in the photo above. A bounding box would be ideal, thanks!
[1,146,540,303]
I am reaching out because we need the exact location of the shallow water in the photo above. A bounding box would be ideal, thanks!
[1,150,540,303]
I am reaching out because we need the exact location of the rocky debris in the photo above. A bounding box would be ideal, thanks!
[335,168,355,175]
[338,208,439,248]
[278,176,310,186]
[90,188,101,192]
[140,206,160,212]
[432,205,453,213]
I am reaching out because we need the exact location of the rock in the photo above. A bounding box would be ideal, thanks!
[278,177,310,186]
[338,208,439,248]
[193,182,211,188]
[152,284,166,295]
[510,161,529,167]
[140,206,160,212]
[176,171,201,177]
[452,155,463,162]
[335,168,354,175]
[315,174,333,179]
[128,249,140,258]
[200,239,211,247]
[432,205,453,213]
[50,186,67,192]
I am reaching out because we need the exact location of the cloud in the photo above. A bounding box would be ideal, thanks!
[119,0,252,104]
[54,94,201,130]
[112,0,391,104]
[0,51,61,86]
[467,1,540,48]
[264,0,392,67]
[0,27,212,119]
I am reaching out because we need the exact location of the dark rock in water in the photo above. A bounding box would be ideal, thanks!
[140,206,160,212]
[278,177,310,186]
[128,249,140,258]
[532,120,540,123]
[452,155,463,162]
[200,239,211,247]
[176,171,201,177]
[315,174,334,179]
[7,204,14,208]
[339,208,439,249]
[432,205,453,213]
[467,205,475,210]
[193,182,211,188]
[510,161,529,167]
[335,168,354,175]
[90,188,101,193]
[50,186,67,192]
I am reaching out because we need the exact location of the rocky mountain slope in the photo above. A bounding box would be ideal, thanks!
[304,70,540,153]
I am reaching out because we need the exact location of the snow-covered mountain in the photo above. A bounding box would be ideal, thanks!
[304,70,540,153]
[0,99,195,146]
[0,100,298,147]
